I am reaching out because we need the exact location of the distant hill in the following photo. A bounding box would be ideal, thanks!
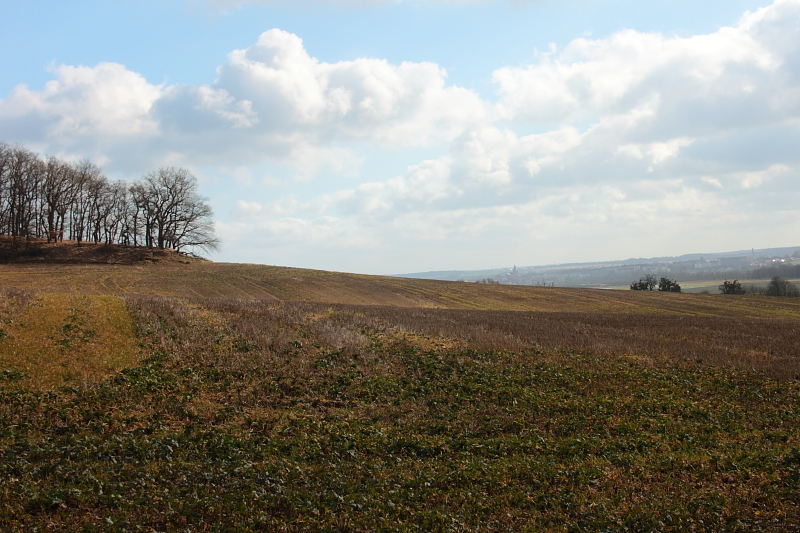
[398,245,800,285]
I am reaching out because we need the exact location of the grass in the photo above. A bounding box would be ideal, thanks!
[1,295,798,531]
[0,292,142,389]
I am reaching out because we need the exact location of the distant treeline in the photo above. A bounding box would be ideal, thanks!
[0,143,218,254]
[749,263,800,280]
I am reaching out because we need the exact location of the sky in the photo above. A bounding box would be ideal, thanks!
[1,0,799,274]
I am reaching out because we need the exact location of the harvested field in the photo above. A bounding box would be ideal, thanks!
[3,260,800,317]
[200,299,800,380]
[1,252,799,531]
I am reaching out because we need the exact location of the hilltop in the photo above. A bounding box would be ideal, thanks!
[0,236,203,265]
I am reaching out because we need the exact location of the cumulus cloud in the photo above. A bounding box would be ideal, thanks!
[1,29,485,172]
[0,62,161,141]
[494,0,799,135]
[2,0,800,272]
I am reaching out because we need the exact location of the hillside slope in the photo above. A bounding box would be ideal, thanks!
[2,259,800,317]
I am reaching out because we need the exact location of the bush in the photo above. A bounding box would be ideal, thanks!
[657,278,681,293]
[719,280,745,295]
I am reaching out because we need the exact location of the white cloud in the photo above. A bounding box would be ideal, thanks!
[493,1,797,134]
[1,29,486,173]
[617,137,695,168]
[149,27,487,170]
[735,163,790,188]
[2,1,800,272]
[701,176,723,189]
[0,62,161,139]
[217,29,486,144]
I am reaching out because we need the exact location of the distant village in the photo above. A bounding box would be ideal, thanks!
[479,247,800,289]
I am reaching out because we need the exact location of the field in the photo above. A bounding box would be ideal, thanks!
[1,249,799,531]
[678,280,800,295]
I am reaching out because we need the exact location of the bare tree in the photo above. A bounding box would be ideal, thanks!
[0,143,10,236]
[0,143,219,256]
[719,280,745,295]
[138,167,219,254]
[68,160,104,244]
[39,156,76,242]
[2,146,43,243]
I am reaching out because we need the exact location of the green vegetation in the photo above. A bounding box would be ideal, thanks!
[1,295,798,531]
[632,276,681,293]
[765,277,800,297]
[658,277,681,293]
[630,275,658,291]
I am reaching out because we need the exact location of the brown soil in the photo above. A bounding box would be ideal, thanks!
[0,236,203,265]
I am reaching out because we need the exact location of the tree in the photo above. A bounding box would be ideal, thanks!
[39,156,75,242]
[68,160,104,244]
[630,274,657,291]
[658,277,681,292]
[766,276,800,297]
[2,145,43,242]
[136,167,219,254]
[719,280,745,294]
[0,144,220,257]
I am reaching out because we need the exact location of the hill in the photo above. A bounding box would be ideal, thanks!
[1,241,800,530]
[2,256,800,318]
[400,245,800,287]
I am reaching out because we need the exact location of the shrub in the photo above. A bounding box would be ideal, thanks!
[657,277,681,293]
[719,280,745,294]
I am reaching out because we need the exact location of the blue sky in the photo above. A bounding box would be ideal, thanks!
[2,0,798,273]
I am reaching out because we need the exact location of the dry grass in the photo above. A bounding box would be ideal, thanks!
[3,261,800,317]
[311,304,800,379]
[0,287,35,324]
[2,249,799,530]
[0,292,143,389]
[131,297,800,380]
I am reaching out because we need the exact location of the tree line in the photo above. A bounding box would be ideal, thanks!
[630,275,681,292]
[0,143,219,255]
[630,275,799,297]
[719,278,800,297]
